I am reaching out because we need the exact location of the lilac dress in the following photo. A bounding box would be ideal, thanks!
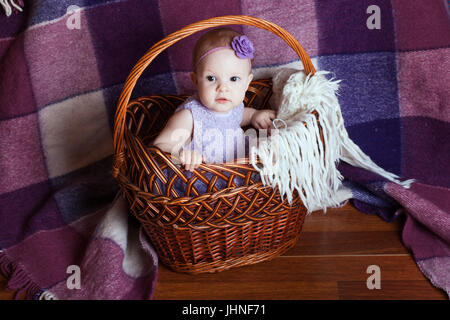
[176,96,246,163]
[156,96,259,196]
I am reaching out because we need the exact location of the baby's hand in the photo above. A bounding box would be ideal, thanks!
[251,109,276,129]
[179,149,204,172]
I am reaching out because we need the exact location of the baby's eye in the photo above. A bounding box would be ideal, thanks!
[230,76,240,82]
[206,75,216,82]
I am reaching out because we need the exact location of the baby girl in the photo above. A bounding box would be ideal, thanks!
[153,28,275,171]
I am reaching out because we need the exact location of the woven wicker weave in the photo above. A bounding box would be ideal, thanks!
[112,15,316,274]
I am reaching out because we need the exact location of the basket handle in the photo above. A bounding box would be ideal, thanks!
[113,15,315,178]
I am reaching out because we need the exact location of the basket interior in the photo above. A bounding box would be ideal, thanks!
[121,79,274,197]
[125,79,273,145]
[116,79,306,229]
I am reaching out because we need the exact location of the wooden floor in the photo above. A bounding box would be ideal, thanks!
[1,203,446,300]
[153,203,447,300]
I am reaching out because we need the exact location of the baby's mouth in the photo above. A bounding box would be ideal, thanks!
[216,98,229,104]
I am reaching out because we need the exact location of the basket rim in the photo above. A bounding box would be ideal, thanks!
[117,163,274,204]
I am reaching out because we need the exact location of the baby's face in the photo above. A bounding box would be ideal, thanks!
[191,49,253,114]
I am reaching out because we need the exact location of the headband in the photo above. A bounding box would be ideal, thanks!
[195,35,254,69]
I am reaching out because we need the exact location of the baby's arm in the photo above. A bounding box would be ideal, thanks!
[242,107,276,129]
[153,109,193,154]
[153,109,203,172]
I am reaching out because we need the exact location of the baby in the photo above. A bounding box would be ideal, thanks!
[153,28,275,171]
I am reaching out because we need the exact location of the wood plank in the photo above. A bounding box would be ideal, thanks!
[338,280,447,300]
[153,280,339,300]
[156,256,428,283]
[287,230,409,256]
[301,204,405,232]
[153,255,446,299]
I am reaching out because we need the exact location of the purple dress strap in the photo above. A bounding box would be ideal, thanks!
[175,97,245,163]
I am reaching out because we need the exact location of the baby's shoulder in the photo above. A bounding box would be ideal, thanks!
[176,96,202,111]
[168,107,193,130]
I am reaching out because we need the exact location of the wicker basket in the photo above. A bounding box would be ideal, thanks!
[112,15,316,274]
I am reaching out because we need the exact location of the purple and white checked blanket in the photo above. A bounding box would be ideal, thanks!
[0,0,449,299]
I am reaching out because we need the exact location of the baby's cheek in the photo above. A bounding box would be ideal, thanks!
[239,89,247,102]
[198,90,213,107]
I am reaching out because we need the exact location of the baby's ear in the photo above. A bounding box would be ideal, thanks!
[248,73,254,85]
[190,72,197,85]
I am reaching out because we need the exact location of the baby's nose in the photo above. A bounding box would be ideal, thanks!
[217,82,229,92]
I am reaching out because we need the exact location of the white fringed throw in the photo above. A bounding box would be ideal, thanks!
[1,0,23,17]
[250,68,414,213]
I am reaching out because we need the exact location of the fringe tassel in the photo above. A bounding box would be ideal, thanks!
[0,0,23,17]
[0,251,44,300]
[36,290,58,300]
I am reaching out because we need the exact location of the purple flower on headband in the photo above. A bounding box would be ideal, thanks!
[231,35,254,59]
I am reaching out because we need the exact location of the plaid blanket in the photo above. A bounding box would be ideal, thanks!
[1,0,449,299]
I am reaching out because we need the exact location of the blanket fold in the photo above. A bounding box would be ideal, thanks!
[0,252,45,299]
